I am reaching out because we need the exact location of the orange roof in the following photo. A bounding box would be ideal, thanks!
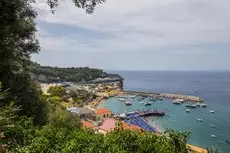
[82,121,97,130]
[96,108,112,115]
[122,121,142,131]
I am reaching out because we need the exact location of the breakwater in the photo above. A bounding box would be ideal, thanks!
[122,91,203,102]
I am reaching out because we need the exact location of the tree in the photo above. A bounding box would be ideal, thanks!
[0,0,46,124]
[47,0,106,14]
[47,86,66,98]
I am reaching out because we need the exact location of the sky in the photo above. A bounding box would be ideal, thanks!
[32,0,230,71]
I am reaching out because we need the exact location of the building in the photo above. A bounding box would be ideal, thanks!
[79,107,96,120]
[95,108,112,121]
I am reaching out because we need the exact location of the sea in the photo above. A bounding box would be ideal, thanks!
[98,71,230,152]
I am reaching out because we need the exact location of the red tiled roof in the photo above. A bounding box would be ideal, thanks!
[96,108,112,115]
[99,118,116,132]
[82,121,97,129]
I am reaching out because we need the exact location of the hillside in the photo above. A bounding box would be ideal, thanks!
[29,62,123,83]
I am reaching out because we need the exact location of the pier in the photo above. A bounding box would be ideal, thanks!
[122,91,203,102]
[117,110,165,132]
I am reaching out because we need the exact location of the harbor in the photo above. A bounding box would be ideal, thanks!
[122,90,203,102]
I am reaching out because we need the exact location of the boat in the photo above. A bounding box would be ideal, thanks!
[137,96,145,101]
[185,104,197,108]
[144,102,152,106]
[129,95,136,98]
[125,101,132,105]
[211,134,216,138]
[157,97,163,101]
[196,103,201,107]
[185,109,191,113]
[197,118,203,122]
[175,99,185,103]
[201,104,207,108]
[173,100,181,105]
[210,110,215,113]
[149,97,156,101]
[210,125,216,128]
[118,98,126,102]
[140,101,144,104]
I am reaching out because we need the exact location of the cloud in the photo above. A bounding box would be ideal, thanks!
[33,0,230,70]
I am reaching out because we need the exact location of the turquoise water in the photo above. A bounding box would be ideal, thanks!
[98,71,230,152]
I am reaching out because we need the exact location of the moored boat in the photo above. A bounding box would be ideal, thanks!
[210,110,215,113]
[173,100,181,105]
[185,104,197,108]
[197,118,203,122]
[118,98,126,102]
[201,103,207,108]
[144,102,152,106]
[211,134,216,138]
[125,101,132,105]
[185,109,191,113]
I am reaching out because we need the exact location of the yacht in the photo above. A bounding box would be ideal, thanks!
[210,125,216,128]
[201,104,207,108]
[173,100,181,105]
[210,110,215,113]
[144,102,152,106]
[185,104,197,108]
[211,134,216,138]
[118,98,126,102]
[125,101,132,105]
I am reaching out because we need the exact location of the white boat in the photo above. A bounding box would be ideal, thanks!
[140,101,144,104]
[173,100,181,105]
[201,103,207,108]
[118,98,126,102]
[125,101,132,105]
[210,125,216,128]
[211,134,216,138]
[196,103,201,107]
[185,109,191,113]
[144,102,152,106]
[129,95,136,98]
[210,110,215,113]
[197,118,203,122]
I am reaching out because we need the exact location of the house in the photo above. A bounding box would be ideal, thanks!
[95,108,112,121]
[79,107,96,120]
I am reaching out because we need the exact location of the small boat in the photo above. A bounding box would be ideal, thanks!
[196,103,201,107]
[210,125,216,128]
[129,95,136,98]
[173,100,181,105]
[157,98,163,101]
[185,109,191,113]
[144,102,152,106]
[185,104,197,108]
[211,134,216,138]
[125,101,132,105]
[118,98,126,102]
[201,104,207,108]
[210,110,215,113]
[197,118,203,122]
[140,101,144,104]
[149,98,156,101]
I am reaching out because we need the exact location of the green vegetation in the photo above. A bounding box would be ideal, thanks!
[0,0,216,152]
[30,62,123,83]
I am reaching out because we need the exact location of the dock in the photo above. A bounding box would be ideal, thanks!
[122,91,203,102]
[117,110,165,132]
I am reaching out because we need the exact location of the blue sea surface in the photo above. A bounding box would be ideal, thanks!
[98,71,230,152]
